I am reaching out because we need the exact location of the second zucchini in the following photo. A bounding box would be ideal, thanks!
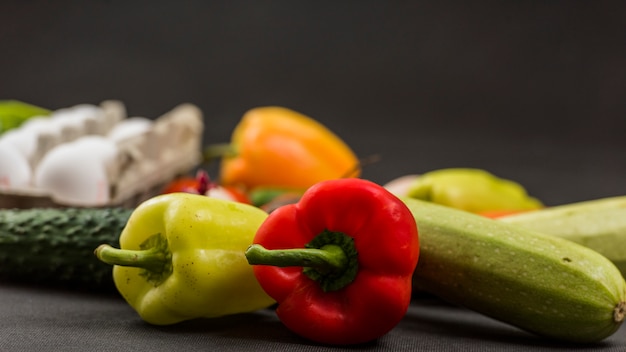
[498,196,626,277]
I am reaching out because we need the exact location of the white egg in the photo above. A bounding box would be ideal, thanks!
[20,116,63,141]
[73,135,119,165]
[50,108,87,142]
[69,104,108,135]
[72,136,121,180]
[20,115,63,145]
[19,116,54,132]
[0,128,38,163]
[72,104,103,117]
[34,142,111,206]
[107,117,153,143]
[2,118,67,168]
[0,142,32,190]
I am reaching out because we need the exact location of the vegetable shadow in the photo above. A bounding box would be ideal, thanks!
[404,297,613,350]
[147,309,287,339]
[142,308,303,345]
[143,307,382,349]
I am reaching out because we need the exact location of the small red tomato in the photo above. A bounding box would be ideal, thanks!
[221,186,252,204]
[162,177,201,194]
[162,170,251,204]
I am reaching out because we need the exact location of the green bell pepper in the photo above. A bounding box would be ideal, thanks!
[406,168,543,214]
[95,192,275,325]
[0,100,50,134]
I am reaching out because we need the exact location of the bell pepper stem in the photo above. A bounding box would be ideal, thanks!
[246,230,359,292]
[94,244,168,273]
[94,234,173,285]
[245,244,347,272]
[203,143,238,164]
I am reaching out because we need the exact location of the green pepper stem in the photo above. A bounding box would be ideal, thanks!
[245,230,360,292]
[202,143,238,163]
[94,244,168,273]
[245,244,347,272]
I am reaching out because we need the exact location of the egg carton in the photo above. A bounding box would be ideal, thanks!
[0,100,204,209]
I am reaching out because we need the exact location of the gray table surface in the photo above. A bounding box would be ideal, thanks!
[1,282,625,352]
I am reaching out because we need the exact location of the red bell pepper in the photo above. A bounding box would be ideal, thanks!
[245,178,419,345]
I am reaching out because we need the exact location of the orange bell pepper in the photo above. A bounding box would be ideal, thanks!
[204,106,360,190]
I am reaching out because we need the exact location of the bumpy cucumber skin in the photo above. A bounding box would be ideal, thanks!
[0,207,131,292]
[404,198,626,343]
[499,196,626,277]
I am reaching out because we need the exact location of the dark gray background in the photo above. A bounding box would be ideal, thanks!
[1,3,626,350]
[1,0,625,205]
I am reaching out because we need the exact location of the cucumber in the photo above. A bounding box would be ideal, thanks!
[0,207,131,292]
[403,197,626,343]
[498,196,626,277]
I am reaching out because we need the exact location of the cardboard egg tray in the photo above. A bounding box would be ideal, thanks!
[0,100,203,209]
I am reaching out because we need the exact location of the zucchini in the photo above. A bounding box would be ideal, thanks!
[404,197,626,343]
[498,196,626,277]
[0,207,131,292]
